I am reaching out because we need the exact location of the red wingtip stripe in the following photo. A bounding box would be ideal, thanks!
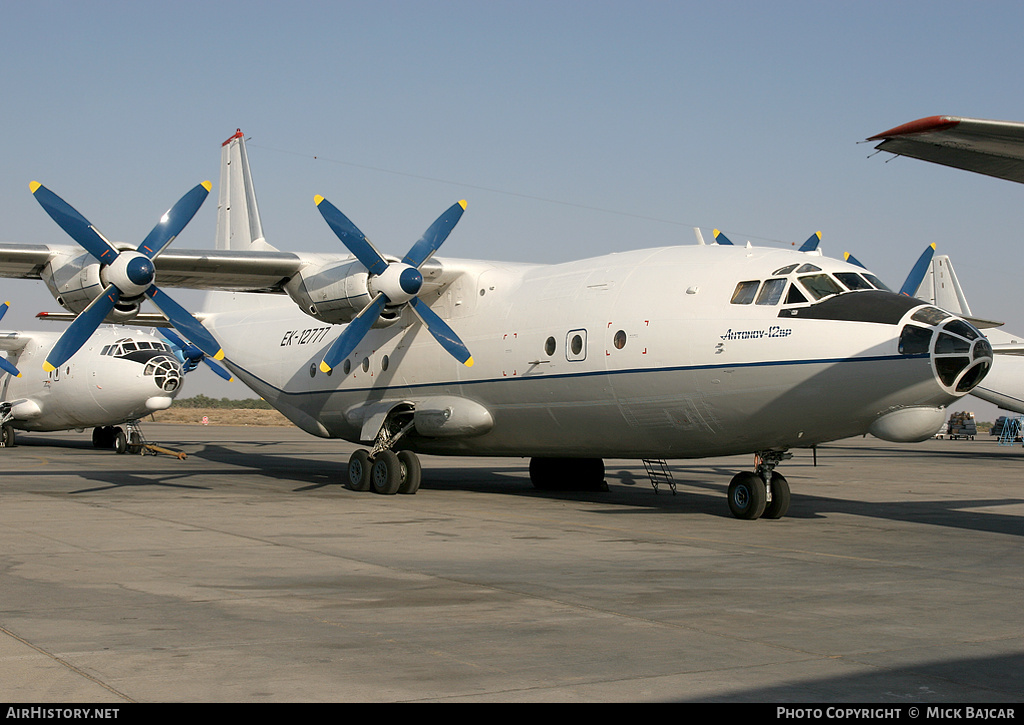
[868,116,960,141]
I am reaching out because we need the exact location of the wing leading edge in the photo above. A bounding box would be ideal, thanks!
[869,115,1024,184]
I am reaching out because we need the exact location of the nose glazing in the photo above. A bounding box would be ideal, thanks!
[898,306,992,393]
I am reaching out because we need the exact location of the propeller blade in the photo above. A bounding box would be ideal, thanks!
[30,182,119,263]
[408,298,474,367]
[402,200,467,268]
[798,231,822,252]
[899,243,937,297]
[0,304,20,376]
[158,326,233,381]
[319,294,387,373]
[137,181,212,258]
[713,229,733,245]
[844,252,867,269]
[144,287,223,360]
[314,195,389,275]
[43,285,120,371]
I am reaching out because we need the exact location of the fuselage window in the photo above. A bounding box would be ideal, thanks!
[613,330,626,349]
[798,274,843,301]
[834,272,873,291]
[544,336,556,356]
[755,278,786,305]
[730,280,759,304]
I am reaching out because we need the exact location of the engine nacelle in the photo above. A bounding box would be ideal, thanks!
[40,250,142,322]
[284,259,401,327]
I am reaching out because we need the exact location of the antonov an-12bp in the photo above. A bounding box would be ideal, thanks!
[0,130,996,518]
[0,315,187,452]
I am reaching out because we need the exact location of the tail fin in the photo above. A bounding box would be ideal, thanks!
[916,254,1003,328]
[216,130,276,252]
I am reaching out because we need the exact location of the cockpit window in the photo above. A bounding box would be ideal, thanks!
[834,272,873,291]
[730,280,759,305]
[102,338,173,357]
[755,278,787,305]
[772,264,799,276]
[796,263,822,274]
[863,274,892,292]
[911,307,951,326]
[785,285,808,304]
[798,274,844,301]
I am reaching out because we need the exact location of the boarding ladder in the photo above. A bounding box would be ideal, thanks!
[643,459,676,495]
[998,416,1024,446]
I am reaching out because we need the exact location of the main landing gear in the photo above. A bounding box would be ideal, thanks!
[727,451,792,520]
[345,410,422,495]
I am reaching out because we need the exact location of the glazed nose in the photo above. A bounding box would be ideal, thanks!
[899,308,993,393]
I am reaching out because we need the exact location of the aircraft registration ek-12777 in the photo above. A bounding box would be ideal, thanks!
[0,130,998,519]
[0,314,187,453]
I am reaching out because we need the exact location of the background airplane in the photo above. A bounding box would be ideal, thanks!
[1,321,187,452]
[0,131,997,520]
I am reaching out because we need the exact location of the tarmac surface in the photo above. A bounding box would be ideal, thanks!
[0,424,1021,703]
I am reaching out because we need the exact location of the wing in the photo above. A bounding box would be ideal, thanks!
[868,115,1024,184]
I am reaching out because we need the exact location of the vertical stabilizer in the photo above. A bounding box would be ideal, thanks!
[915,255,972,316]
[216,130,276,252]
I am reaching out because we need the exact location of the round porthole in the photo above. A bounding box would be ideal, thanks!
[343,359,352,375]
[309,363,316,378]
[545,336,556,356]
[571,334,583,355]
[381,355,389,372]
[613,330,626,349]
[362,357,370,372]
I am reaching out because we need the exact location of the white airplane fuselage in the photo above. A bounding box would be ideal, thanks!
[204,243,987,459]
[1,327,184,432]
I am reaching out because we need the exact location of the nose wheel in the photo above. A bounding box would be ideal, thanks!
[728,451,792,519]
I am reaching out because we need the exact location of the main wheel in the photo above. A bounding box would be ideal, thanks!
[396,450,422,495]
[371,450,402,495]
[346,449,372,491]
[728,471,767,520]
[762,472,791,519]
[113,428,127,455]
[1,424,14,448]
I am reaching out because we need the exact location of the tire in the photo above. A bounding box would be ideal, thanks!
[346,449,372,491]
[762,472,791,519]
[113,428,127,455]
[1,424,14,448]
[371,450,402,495]
[397,450,422,495]
[728,471,767,520]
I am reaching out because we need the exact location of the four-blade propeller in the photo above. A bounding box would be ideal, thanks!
[158,327,233,382]
[0,302,21,377]
[29,181,223,371]
[313,195,474,373]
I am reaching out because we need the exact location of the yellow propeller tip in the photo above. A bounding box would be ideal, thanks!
[42,362,55,372]
[458,200,467,210]
[464,357,474,368]
[201,180,212,192]
[314,194,325,206]
[213,349,225,361]
[930,243,936,249]
[319,361,332,374]
[29,181,41,194]
[815,231,822,238]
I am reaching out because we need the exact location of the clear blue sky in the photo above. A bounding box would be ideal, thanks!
[2,1,1023,419]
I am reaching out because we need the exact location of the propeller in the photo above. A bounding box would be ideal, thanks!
[313,196,473,373]
[0,302,21,377]
[157,327,233,382]
[798,231,822,252]
[843,252,867,269]
[29,181,224,371]
[713,229,734,245]
[898,243,936,297]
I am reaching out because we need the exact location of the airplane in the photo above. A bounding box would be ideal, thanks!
[0,322,187,452]
[0,129,998,519]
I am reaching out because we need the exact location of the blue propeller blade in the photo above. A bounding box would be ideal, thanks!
[319,294,387,373]
[402,200,467,268]
[844,252,866,269]
[409,298,473,367]
[713,229,733,245]
[798,231,822,252]
[899,243,937,297]
[314,196,388,275]
[30,182,119,264]
[137,182,212,259]
[158,327,233,381]
[0,302,21,377]
[145,287,223,360]
[43,286,120,371]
